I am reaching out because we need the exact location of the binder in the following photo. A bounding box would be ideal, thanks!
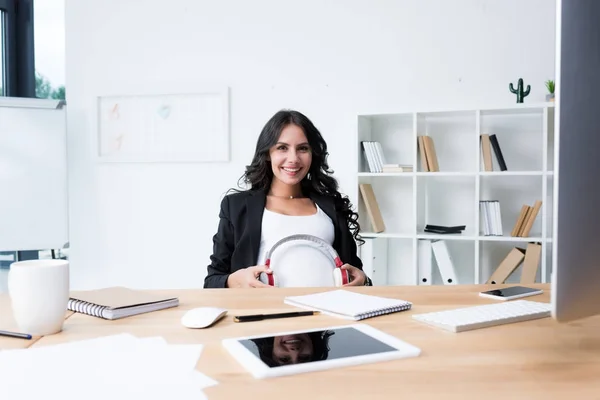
[359,238,388,286]
[417,239,432,285]
[431,240,458,285]
[520,243,542,284]
[486,247,526,284]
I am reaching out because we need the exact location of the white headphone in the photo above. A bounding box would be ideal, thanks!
[257,234,350,287]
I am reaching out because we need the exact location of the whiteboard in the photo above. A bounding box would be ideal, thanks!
[0,98,69,251]
[95,88,230,163]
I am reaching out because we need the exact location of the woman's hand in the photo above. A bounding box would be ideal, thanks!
[340,264,366,286]
[226,265,274,288]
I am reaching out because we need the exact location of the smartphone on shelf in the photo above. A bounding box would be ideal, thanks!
[479,286,543,301]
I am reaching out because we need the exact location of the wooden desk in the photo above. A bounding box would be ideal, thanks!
[1,284,600,399]
[0,295,34,350]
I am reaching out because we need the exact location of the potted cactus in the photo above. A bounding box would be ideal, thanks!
[545,80,555,102]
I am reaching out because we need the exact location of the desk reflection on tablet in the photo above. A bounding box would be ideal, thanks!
[239,327,398,367]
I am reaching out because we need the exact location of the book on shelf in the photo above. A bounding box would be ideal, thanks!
[418,136,428,171]
[284,289,412,321]
[480,200,503,236]
[361,141,411,173]
[417,136,439,172]
[510,200,542,237]
[480,133,507,171]
[480,134,494,171]
[67,286,179,320]
[486,242,542,284]
[359,183,385,233]
[488,134,507,171]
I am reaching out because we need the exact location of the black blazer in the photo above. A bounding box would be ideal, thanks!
[203,189,369,288]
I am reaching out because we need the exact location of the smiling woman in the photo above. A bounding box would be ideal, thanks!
[204,109,373,289]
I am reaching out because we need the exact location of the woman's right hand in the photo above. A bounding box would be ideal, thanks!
[226,265,274,288]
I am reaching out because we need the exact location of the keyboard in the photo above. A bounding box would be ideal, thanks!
[412,300,552,332]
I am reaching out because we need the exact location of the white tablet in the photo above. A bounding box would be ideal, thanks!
[221,323,421,379]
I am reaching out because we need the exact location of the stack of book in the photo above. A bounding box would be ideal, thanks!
[511,200,542,237]
[361,141,412,173]
[480,200,502,236]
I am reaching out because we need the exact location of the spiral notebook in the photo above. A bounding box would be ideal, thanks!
[284,290,412,320]
[67,286,179,320]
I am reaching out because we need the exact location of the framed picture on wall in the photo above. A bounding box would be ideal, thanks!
[94,86,230,163]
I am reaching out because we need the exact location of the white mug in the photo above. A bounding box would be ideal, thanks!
[8,259,70,336]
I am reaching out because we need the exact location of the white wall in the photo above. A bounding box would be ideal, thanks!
[65,0,556,289]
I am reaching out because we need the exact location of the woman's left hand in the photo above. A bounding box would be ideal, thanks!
[340,264,366,286]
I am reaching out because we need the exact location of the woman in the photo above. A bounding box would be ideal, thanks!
[203,109,371,288]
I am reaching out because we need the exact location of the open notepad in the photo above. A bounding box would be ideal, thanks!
[67,286,179,320]
[284,290,412,320]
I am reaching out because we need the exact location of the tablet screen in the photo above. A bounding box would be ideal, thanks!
[237,325,398,368]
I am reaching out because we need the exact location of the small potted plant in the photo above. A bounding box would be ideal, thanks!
[545,80,555,102]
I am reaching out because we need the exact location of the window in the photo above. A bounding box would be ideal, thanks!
[34,0,64,99]
[0,1,66,267]
[0,1,9,96]
[0,0,35,98]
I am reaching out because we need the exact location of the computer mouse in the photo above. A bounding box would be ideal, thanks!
[181,307,228,329]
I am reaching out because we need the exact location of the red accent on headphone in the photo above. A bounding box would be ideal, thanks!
[264,259,275,286]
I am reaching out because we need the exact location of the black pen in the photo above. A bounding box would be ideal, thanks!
[233,311,320,323]
[0,330,32,340]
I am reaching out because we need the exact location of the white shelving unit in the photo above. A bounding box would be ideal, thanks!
[356,102,555,286]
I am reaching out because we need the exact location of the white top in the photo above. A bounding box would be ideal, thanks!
[256,204,337,287]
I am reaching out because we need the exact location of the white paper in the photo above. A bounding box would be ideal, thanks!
[0,334,218,400]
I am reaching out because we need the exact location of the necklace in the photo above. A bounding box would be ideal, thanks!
[268,193,305,199]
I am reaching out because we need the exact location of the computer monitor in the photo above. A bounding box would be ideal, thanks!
[551,0,600,322]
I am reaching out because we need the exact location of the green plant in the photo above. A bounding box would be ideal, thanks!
[545,80,555,94]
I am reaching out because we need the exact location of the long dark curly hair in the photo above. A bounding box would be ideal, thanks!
[237,109,363,245]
